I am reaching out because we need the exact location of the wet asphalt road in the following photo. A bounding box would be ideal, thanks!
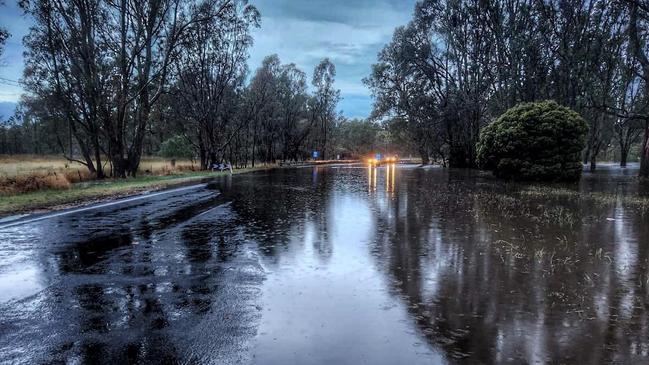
[0,182,265,364]
[1,164,649,364]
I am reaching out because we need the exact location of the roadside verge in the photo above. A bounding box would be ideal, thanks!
[0,167,267,218]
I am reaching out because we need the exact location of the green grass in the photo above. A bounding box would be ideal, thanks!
[0,167,265,216]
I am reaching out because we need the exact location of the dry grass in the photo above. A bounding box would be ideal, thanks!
[0,172,71,195]
[0,155,197,195]
[0,155,196,177]
[136,158,198,175]
[0,155,87,178]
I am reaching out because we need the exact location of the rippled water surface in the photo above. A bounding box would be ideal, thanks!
[1,164,648,364]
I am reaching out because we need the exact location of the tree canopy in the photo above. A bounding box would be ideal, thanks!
[366,0,649,177]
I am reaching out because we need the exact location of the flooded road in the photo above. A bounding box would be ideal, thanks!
[1,164,649,364]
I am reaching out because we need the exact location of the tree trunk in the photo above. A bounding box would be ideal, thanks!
[590,154,597,172]
[419,147,430,165]
[251,126,257,167]
[620,147,628,168]
[583,145,591,165]
[448,145,468,168]
[76,135,97,176]
[640,119,649,178]
[92,134,105,179]
[321,114,327,161]
[629,3,649,178]
[200,150,208,171]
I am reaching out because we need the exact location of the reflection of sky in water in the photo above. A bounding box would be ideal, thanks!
[253,186,446,364]
[0,263,44,302]
[0,225,47,303]
[613,201,638,321]
[419,219,448,303]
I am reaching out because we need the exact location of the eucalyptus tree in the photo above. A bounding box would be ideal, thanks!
[483,0,549,111]
[368,0,641,171]
[438,0,497,167]
[243,55,312,164]
[244,55,281,165]
[277,63,310,161]
[171,0,259,170]
[22,0,250,177]
[628,0,649,177]
[310,58,340,160]
[101,0,251,176]
[22,0,110,177]
[611,59,645,167]
[366,0,504,166]
[364,9,448,165]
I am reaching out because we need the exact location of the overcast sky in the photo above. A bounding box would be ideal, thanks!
[0,0,416,118]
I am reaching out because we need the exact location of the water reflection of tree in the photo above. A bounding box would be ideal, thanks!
[0,188,261,363]
[21,169,344,362]
[218,168,337,264]
[367,168,649,363]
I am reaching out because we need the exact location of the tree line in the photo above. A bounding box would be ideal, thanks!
[5,0,649,178]
[365,0,649,176]
[1,0,388,177]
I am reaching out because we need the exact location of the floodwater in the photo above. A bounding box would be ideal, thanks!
[1,164,648,364]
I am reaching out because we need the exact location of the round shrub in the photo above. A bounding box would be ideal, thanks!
[476,101,588,181]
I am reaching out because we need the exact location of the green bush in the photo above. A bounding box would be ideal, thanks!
[477,101,588,181]
[159,135,194,159]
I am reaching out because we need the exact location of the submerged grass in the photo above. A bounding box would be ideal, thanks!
[473,181,646,277]
[490,235,613,276]
[473,183,648,255]
[520,185,649,214]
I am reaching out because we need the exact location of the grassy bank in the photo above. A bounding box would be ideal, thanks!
[0,155,201,195]
[0,155,197,178]
[0,167,266,217]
